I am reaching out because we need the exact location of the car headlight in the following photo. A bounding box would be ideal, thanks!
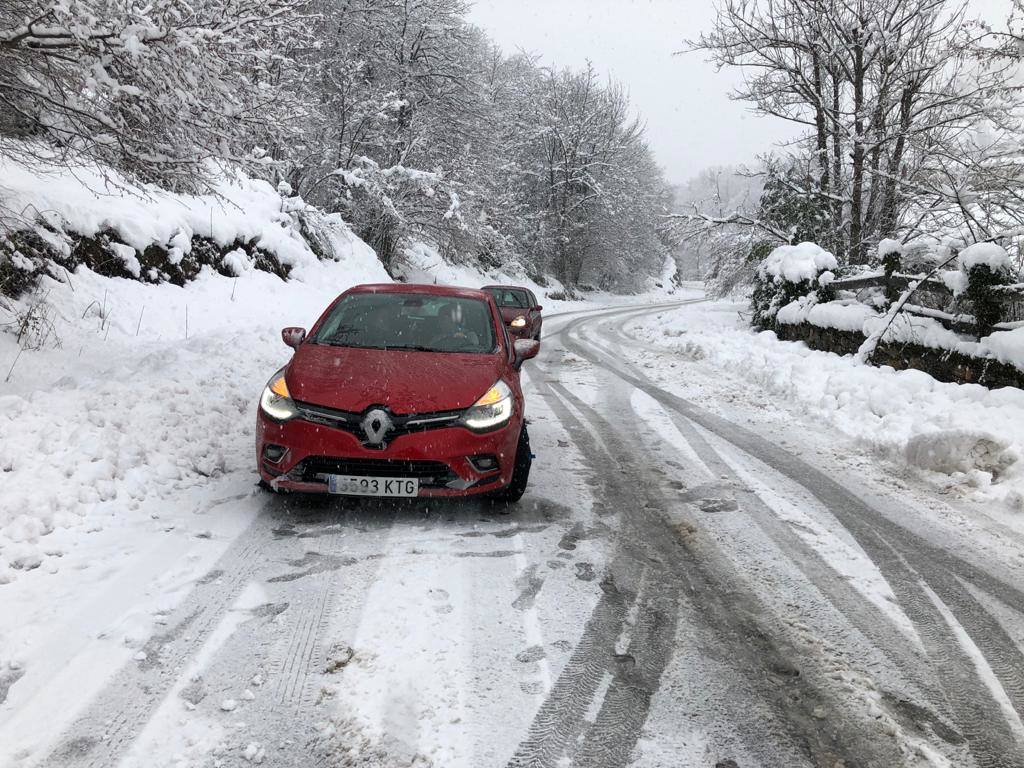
[510,316,527,328]
[460,380,513,432]
[259,369,299,422]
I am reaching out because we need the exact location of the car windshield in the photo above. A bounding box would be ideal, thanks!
[310,293,496,354]
[487,288,531,309]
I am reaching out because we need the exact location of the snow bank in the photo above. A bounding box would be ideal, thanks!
[0,246,392,579]
[630,302,1024,508]
[0,154,397,579]
[959,243,1012,274]
[0,152,379,276]
[760,242,838,284]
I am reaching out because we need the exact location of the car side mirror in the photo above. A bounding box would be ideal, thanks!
[535,305,543,311]
[513,338,540,369]
[282,327,306,349]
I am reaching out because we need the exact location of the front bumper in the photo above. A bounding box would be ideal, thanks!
[256,411,519,496]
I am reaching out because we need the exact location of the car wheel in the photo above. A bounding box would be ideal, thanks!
[488,424,532,505]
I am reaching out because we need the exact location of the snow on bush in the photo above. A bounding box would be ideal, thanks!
[940,270,969,296]
[958,243,1012,274]
[759,242,838,284]
[109,242,142,278]
[222,248,254,276]
[752,242,838,329]
[877,239,904,259]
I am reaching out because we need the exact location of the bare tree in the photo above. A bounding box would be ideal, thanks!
[691,0,1014,263]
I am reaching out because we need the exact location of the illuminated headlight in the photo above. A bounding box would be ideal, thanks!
[259,369,298,422]
[460,380,513,432]
[510,316,527,328]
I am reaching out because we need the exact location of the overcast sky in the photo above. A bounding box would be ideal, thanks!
[467,0,1014,186]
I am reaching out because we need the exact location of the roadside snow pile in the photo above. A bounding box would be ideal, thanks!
[0,171,391,579]
[0,264,392,580]
[629,302,1024,508]
[904,431,1015,476]
[760,242,838,284]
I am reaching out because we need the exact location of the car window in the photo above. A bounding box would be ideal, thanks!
[311,293,496,354]
[487,288,531,309]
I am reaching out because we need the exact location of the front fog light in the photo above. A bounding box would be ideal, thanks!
[460,380,513,432]
[469,454,500,472]
[263,444,287,463]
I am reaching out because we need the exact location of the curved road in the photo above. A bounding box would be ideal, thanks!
[14,298,1024,768]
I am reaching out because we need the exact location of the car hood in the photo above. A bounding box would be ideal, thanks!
[498,306,529,323]
[285,344,505,414]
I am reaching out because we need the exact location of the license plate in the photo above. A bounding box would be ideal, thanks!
[327,475,419,497]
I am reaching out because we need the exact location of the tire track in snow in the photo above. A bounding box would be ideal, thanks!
[548,379,898,767]
[504,375,647,768]
[569,303,1024,767]
[40,504,278,768]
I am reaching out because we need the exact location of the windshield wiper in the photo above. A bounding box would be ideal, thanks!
[386,344,441,352]
[313,340,388,350]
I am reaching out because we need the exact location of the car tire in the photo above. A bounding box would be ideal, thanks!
[488,424,532,505]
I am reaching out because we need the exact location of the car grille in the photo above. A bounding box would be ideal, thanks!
[294,401,462,448]
[296,457,458,488]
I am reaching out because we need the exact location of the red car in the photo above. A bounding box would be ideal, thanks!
[482,285,543,341]
[256,284,539,502]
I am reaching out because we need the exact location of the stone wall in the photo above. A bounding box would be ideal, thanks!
[775,322,1024,389]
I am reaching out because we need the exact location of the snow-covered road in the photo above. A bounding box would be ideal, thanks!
[5,296,1024,767]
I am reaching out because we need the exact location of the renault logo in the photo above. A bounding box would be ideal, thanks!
[361,408,393,446]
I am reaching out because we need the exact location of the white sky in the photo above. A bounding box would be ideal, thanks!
[467,0,1015,186]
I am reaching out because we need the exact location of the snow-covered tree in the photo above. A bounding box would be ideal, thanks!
[0,0,309,190]
[691,0,1016,263]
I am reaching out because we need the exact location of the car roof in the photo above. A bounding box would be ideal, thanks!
[481,284,531,291]
[345,283,494,301]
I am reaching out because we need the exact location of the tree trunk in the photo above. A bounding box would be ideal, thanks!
[849,32,867,265]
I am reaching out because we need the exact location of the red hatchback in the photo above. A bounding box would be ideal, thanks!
[483,285,543,341]
[256,284,539,502]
